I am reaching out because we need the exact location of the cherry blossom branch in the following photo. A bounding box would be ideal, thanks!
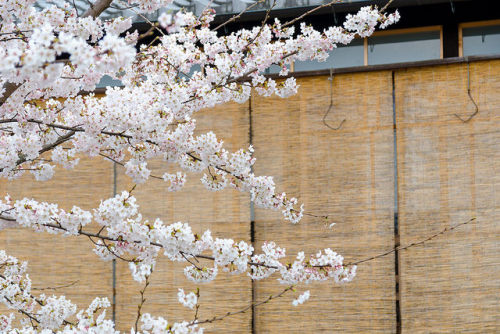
[9,131,76,172]
[0,271,77,327]
[98,152,164,180]
[0,273,45,307]
[381,0,396,12]
[3,296,41,327]
[0,188,353,288]
[242,0,277,51]
[12,209,475,284]
[190,285,294,326]
[5,219,280,269]
[0,251,140,332]
[1,117,307,223]
[0,211,277,270]
[134,273,151,332]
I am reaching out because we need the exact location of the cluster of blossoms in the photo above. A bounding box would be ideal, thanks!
[162,172,187,192]
[0,192,356,285]
[177,289,198,310]
[0,2,398,224]
[0,250,203,333]
[0,1,399,331]
[292,290,310,306]
[0,0,137,99]
[0,190,353,332]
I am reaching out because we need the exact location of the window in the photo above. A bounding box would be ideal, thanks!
[292,26,443,73]
[294,38,365,72]
[96,75,123,89]
[366,27,442,65]
[459,20,500,57]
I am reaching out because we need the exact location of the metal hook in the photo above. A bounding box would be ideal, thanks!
[455,61,479,123]
[322,69,346,131]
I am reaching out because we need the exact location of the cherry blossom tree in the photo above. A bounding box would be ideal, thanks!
[0,0,399,332]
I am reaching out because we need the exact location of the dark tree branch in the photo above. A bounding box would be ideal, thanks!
[82,0,114,18]
[0,83,21,107]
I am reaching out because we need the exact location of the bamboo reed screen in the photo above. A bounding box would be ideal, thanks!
[1,60,499,333]
[251,72,397,333]
[395,61,500,333]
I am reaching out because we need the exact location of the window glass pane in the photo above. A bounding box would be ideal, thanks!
[180,64,202,80]
[96,75,123,88]
[294,38,364,72]
[265,64,283,75]
[462,25,500,56]
[367,30,441,65]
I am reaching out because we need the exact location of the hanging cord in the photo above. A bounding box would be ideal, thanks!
[449,0,455,14]
[322,68,346,130]
[331,6,338,25]
[455,61,479,123]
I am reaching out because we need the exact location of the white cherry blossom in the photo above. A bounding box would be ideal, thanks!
[0,1,399,331]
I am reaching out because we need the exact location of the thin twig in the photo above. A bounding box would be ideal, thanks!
[283,0,395,29]
[72,0,80,17]
[345,217,476,266]
[138,23,158,41]
[134,274,151,332]
[193,287,201,323]
[33,280,79,291]
[118,0,165,37]
[190,285,294,326]
[98,152,164,180]
[282,0,343,28]
[381,0,396,12]
[180,251,203,270]
[242,0,277,52]
[212,0,267,31]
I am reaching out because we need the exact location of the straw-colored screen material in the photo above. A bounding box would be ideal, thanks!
[251,72,397,333]
[1,59,499,333]
[395,60,500,333]
[0,157,115,323]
